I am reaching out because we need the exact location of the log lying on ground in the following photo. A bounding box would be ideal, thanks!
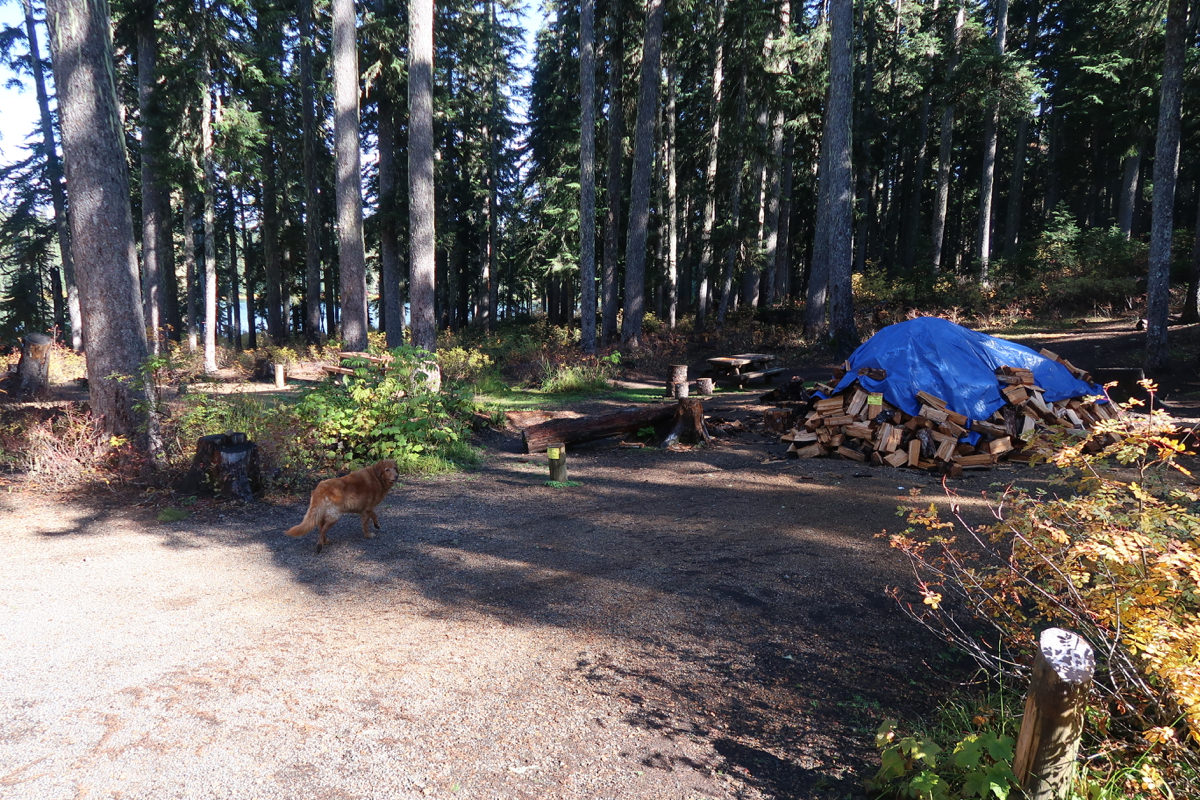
[523,399,710,453]
[781,357,1119,473]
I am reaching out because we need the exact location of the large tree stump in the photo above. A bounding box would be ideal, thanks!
[1012,628,1095,800]
[523,400,709,453]
[660,397,711,447]
[16,333,52,399]
[178,432,262,502]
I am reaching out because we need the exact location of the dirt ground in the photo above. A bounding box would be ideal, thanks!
[2,317,1197,800]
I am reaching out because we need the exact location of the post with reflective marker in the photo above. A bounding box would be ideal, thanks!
[547,442,567,482]
[1012,628,1095,800]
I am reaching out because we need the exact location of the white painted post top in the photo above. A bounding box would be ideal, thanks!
[1040,628,1095,685]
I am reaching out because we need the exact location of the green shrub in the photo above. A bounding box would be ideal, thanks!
[869,720,1018,800]
[438,345,495,384]
[293,345,478,473]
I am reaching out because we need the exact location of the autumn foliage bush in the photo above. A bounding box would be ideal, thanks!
[887,383,1199,795]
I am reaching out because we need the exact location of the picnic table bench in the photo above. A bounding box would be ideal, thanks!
[705,353,785,387]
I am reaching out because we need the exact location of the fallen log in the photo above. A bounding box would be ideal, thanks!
[523,400,709,453]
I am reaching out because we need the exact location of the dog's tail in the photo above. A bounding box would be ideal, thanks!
[285,506,317,538]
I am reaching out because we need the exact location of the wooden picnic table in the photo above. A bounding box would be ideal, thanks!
[705,353,784,386]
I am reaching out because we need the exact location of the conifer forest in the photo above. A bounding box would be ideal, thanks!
[0,0,1197,423]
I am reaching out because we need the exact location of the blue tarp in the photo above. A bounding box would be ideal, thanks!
[830,317,1105,425]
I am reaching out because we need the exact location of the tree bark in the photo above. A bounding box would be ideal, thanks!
[333,0,368,351]
[761,0,791,305]
[600,0,624,344]
[665,62,678,328]
[44,0,158,450]
[823,0,857,356]
[620,0,666,347]
[1117,145,1142,241]
[580,0,598,353]
[717,69,747,325]
[258,11,285,342]
[22,0,82,352]
[374,0,404,346]
[300,0,324,344]
[976,0,1008,284]
[408,0,436,352]
[1146,0,1186,372]
[201,55,218,373]
[931,2,964,273]
[696,0,726,329]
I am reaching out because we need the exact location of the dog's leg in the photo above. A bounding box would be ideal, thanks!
[317,520,334,553]
[362,512,377,539]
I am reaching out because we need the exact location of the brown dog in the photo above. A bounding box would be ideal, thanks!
[285,459,399,552]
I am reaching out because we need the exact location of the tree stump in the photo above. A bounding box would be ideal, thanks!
[660,397,711,447]
[16,333,52,398]
[1012,628,1095,800]
[696,377,715,396]
[178,432,262,502]
[665,363,689,397]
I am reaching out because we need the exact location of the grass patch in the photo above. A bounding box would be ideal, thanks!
[156,508,190,523]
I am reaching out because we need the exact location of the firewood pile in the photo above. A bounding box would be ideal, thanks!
[780,348,1119,473]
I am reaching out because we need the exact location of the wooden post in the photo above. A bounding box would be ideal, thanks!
[1012,628,1095,800]
[696,377,715,396]
[273,363,286,388]
[547,442,567,482]
[674,380,690,399]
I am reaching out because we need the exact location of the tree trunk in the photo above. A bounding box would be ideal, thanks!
[774,132,795,300]
[665,63,678,328]
[1146,0,1187,371]
[620,0,666,347]
[1181,186,1200,323]
[931,2,964,273]
[333,0,368,351]
[976,0,1008,284]
[135,4,167,352]
[1117,145,1142,241]
[823,0,857,356]
[600,0,624,344]
[301,0,324,344]
[184,196,200,352]
[761,0,791,304]
[22,0,82,352]
[1002,113,1030,258]
[696,0,726,329]
[45,0,159,451]
[717,69,747,325]
[408,0,436,351]
[202,72,218,373]
[255,13,285,343]
[580,0,598,353]
[227,184,243,349]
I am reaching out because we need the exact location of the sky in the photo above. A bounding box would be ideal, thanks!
[0,1,43,165]
[0,2,542,169]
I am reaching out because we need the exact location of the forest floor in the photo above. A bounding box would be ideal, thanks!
[1,317,1198,800]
